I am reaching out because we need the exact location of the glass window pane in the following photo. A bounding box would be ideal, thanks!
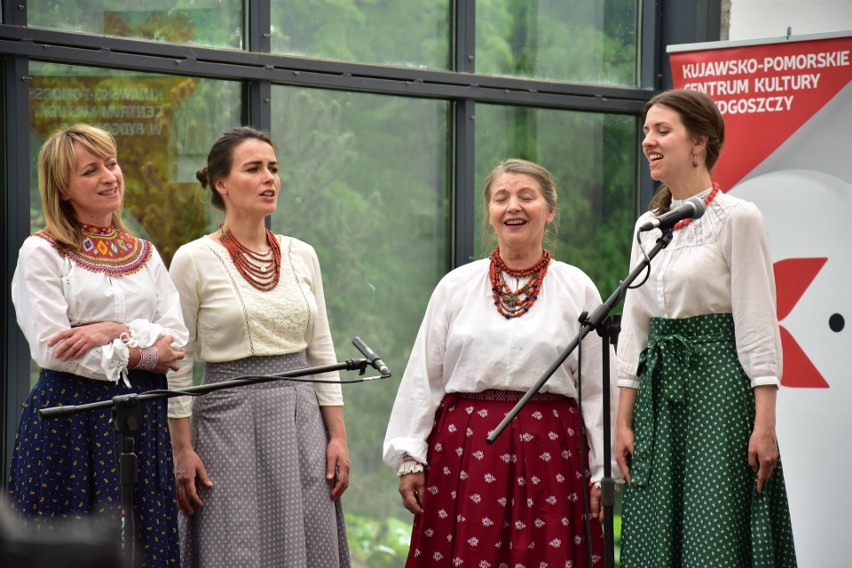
[27,63,241,388]
[271,1,450,69]
[270,86,450,558]
[28,1,243,49]
[475,104,636,297]
[28,62,241,262]
[477,0,639,86]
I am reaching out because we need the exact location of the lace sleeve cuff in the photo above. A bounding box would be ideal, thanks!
[121,319,165,349]
[102,338,130,387]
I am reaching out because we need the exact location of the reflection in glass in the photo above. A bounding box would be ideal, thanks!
[28,0,243,49]
[477,0,639,86]
[475,104,636,296]
[28,62,241,264]
[270,86,450,561]
[271,0,450,69]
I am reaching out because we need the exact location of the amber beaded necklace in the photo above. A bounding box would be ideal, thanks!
[489,248,551,319]
[218,225,281,291]
[673,182,721,231]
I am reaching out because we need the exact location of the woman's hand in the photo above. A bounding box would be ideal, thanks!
[173,445,213,515]
[616,423,635,485]
[590,483,603,522]
[750,385,779,494]
[748,424,778,494]
[149,334,185,373]
[615,386,638,485]
[320,406,350,501]
[399,471,426,515]
[326,436,350,501]
[48,321,127,361]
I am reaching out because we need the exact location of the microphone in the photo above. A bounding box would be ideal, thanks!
[352,337,391,376]
[638,196,706,232]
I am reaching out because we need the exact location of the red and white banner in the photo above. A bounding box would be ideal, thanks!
[669,32,852,567]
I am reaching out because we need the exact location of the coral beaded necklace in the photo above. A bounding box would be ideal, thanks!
[488,248,551,319]
[673,182,721,231]
[218,225,281,291]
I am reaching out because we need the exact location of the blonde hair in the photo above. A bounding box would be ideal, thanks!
[38,124,130,251]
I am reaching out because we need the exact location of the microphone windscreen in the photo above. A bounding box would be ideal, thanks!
[687,196,706,219]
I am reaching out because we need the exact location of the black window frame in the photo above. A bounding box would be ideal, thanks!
[0,0,722,482]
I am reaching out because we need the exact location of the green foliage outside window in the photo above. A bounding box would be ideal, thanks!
[22,2,639,565]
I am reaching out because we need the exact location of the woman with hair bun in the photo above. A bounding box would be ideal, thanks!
[168,127,351,568]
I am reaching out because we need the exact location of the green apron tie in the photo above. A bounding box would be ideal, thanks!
[631,330,727,487]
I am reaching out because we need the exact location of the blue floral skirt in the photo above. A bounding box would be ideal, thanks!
[6,368,179,567]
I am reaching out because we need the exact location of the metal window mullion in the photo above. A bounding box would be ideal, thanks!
[640,0,662,91]
[638,0,661,212]
[2,55,33,481]
[2,0,26,26]
[246,0,272,229]
[451,0,476,268]
[453,98,476,268]
[454,0,475,74]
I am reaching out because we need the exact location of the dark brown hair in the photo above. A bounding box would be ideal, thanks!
[646,89,725,213]
[197,127,276,211]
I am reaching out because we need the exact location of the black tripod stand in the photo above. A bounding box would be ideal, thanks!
[111,394,142,568]
[38,337,391,568]
[487,230,673,568]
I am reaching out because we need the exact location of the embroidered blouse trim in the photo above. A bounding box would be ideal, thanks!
[34,225,152,276]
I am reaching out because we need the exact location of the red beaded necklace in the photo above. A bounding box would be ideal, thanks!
[218,225,281,291]
[673,182,721,231]
[489,248,551,319]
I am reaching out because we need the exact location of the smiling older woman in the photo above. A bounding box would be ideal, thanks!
[384,158,619,568]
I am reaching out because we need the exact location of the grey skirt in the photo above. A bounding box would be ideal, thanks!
[179,352,350,567]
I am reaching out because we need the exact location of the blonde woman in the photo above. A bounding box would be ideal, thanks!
[9,124,187,566]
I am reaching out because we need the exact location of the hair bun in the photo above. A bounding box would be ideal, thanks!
[196,166,209,188]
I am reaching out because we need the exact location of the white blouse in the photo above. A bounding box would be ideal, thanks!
[615,189,782,389]
[383,258,620,482]
[11,235,188,383]
[167,235,343,418]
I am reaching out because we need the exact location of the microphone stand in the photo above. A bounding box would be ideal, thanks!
[487,230,673,568]
[38,337,391,568]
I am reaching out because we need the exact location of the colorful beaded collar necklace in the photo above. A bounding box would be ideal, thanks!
[673,182,721,231]
[489,248,551,319]
[218,225,281,291]
[37,223,152,276]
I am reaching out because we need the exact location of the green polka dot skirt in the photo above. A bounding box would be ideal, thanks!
[620,313,797,567]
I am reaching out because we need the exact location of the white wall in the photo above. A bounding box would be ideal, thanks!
[724,4,851,568]
[730,0,852,40]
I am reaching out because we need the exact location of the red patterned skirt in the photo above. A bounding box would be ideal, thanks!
[406,390,603,567]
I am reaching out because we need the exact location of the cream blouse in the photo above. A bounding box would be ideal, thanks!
[167,235,342,418]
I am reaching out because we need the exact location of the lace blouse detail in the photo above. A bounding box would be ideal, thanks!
[211,236,314,356]
[168,234,342,417]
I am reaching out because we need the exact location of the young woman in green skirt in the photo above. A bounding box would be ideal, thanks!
[615,89,797,567]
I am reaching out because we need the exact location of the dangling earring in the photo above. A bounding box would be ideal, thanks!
[692,155,699,168]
